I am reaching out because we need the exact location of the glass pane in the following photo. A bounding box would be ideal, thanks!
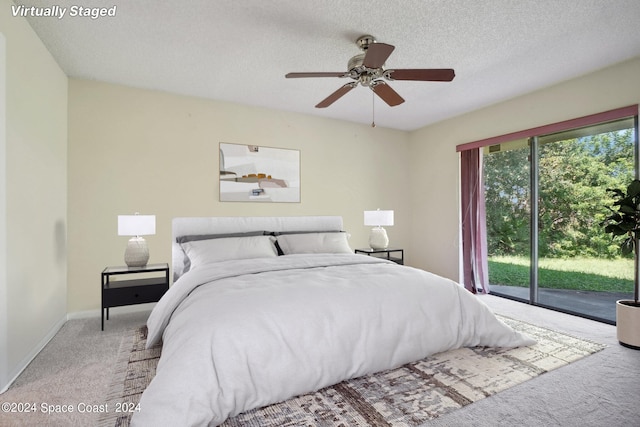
[536,125,635,322]
[483,141,531,301]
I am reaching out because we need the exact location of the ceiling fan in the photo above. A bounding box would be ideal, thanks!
[285,35,455,108]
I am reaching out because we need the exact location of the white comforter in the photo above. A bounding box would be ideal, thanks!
[131,254,534,426]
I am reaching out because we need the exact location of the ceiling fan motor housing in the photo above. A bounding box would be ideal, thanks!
[348,53,383,86]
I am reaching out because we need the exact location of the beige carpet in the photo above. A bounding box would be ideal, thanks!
[98,315,604,427]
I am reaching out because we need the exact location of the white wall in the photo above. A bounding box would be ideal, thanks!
[408,57,640,282]
[0,32,8,393]
[0,3,68,392]
[67,79,411,312]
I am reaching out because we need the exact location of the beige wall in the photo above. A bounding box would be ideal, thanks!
[68,58,640,312]
[0,2,68,391]
[408,57,640,282]
[67,80,411,312]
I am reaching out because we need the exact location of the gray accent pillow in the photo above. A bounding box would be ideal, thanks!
[176,230,267,244]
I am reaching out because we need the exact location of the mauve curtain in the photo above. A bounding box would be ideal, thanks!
[460,148,489,294]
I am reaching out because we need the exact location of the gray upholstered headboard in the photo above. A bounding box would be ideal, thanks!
[171,216,344,282]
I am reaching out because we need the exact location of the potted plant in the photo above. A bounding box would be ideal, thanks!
[602,179,640,349]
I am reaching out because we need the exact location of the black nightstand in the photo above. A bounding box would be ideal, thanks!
[355,248,404,265]
[101,263,169,330]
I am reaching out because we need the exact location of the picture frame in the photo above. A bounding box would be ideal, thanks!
[219,142,300,203]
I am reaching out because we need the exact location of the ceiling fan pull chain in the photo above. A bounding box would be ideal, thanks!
[371,91,376,128]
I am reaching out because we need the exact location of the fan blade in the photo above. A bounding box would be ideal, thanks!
[363,43,395,68]
[286,72,347,78]
[386,68,455,81]
[371,82,404,107]
[315,83,356,108]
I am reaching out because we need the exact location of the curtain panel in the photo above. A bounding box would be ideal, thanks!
[460,148,489,294]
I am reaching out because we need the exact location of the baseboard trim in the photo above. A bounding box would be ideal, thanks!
[67,303,156,320]
[0,313,67,394]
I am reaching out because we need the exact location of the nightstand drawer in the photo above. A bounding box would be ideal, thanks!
[103,279,168,307]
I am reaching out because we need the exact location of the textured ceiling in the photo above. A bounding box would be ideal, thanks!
[20,0,640,131]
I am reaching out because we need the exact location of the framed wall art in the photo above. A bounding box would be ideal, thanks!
[219,142,300,203]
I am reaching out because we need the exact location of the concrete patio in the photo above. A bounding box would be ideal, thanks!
[489,285,633,324]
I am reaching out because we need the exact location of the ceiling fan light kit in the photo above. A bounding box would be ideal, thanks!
[286,35,455,109]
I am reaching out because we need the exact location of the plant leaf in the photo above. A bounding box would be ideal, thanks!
[606,188,625,198]
[605,224,629,236]
[627,180,640,197]
[619,205,636,214]
[621,237,635,255]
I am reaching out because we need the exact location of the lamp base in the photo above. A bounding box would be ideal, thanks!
[369,227,389,249]
[124,236,149,267]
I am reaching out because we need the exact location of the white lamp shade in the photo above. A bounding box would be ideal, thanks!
[364,210,394,227]
[118,215,156,236]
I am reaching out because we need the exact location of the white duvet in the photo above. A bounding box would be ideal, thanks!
[131,254,534,426]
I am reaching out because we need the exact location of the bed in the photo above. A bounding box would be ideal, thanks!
[130,216,535,426]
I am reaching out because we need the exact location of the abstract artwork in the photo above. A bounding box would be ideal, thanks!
[219,142,300,202]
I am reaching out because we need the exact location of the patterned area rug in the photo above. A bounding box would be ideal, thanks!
[98,315,604,427]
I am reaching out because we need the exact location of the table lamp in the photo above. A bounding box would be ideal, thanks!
[118,213,156,267]
[364,209,394,249]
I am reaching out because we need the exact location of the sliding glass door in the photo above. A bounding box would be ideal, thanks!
[484,117,637,323]
[484,140,531,301]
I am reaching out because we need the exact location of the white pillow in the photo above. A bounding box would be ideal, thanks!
[276,232,352,255]
[181,235,278,269]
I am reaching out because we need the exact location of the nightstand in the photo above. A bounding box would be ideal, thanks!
[355,248,404,265]
[101,263,169,330]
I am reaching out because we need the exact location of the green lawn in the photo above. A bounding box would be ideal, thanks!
[488,255,634,293]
